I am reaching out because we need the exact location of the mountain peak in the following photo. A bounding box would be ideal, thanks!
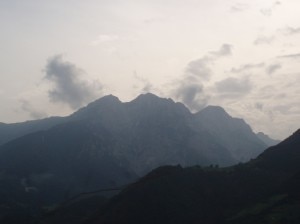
[86,94,121,107]
[130,93,177,107]
[197,105,229,118]
[70,95,122,119]
[97,94,120,102]
[134,93,165,102]
[256,132,281,147]
[203,105,226,112]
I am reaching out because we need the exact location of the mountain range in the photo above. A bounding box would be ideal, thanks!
[0,93,279,222]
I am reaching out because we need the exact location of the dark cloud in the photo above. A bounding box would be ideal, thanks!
[19,99,47,119]
[266,63,282,75]
[254,36,275,45]
[215,77,252,97]
[174,44,232,111]
[44,55,103,109]
[277,53,300,59]
[231,63,265,73]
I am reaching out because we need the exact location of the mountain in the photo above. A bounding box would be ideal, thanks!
[0,93,269,222]
[195,106,267,162]
[84,129,300,224]
[0,95,267,166]
[256,132,281,147]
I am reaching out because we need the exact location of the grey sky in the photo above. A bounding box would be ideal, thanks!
[0,0,300,139]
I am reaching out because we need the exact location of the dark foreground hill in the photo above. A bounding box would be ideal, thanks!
[78,129,300,224]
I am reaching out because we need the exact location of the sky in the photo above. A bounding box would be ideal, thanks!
[0,0,300,139]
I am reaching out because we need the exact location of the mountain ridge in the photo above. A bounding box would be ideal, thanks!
[0,93,270,222]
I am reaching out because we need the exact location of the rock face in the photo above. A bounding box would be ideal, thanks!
[0,93,268,218]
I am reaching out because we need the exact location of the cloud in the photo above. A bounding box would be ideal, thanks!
[230,3,249,13]
[44,55,103,109]
[175,82,209,111]
[185,57,212,81]
[260,8,272,16]
[280,26,300,35]
[260,1,281,16]
[231,63,265,73]
[255,102,264,111]
[277,53,300,59]
[133,72,153,93]
[209,44,233,58]
[215,77,252,97]
[254,36,275,45]
[186,44,233,81]
[19,99,47,119]
[266,63,281,75]
[174,44,232,111]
